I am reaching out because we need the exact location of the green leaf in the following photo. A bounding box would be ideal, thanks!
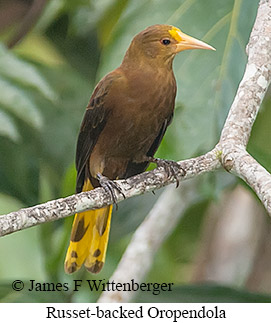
[136,284,271,303]
[0,110,20,142]
[0,226,46,282]
[0,77,43,129]
[0,282,70,302]
[39,164,55,203]
[0,193,24,214]
[248,97,271,173]
[35,0,66,32]
[0,43,57,101]
[97,0,130,47]
[60,164,77,197]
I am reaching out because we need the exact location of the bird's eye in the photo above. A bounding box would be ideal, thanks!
[161,38,171,45]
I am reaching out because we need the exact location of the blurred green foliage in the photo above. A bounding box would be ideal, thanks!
[0,0,270,303]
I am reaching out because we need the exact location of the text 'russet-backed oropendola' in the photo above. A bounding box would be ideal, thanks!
[64,24,215,274]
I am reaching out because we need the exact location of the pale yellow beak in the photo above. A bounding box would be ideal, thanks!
[172,29,216,52]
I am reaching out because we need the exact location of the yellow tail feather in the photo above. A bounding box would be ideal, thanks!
[64,179,113,274]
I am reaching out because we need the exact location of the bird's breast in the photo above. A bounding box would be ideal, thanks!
[89,68,176,178]
[106,72,175,155]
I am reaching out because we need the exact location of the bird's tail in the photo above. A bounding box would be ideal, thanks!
[64,179,113,274]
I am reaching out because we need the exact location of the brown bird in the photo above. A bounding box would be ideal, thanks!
[64,24,215,274]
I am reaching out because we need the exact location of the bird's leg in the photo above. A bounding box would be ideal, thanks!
[96,173,125,206]
[145,157,186,188]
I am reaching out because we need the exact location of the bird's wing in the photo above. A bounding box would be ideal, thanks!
[75,74,117,193]
[124,112,173,178]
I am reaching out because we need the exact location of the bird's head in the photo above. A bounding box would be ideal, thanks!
[123,24,215,69]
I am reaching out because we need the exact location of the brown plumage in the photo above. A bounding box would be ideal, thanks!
[64,24,215,274]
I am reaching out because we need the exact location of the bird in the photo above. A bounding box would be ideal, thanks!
[64,24,215,274]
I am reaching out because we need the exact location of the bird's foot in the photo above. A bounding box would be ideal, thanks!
[97,173,125,206]
[148,157,185,188]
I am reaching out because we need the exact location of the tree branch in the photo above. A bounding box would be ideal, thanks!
[230,151,271,214]
[0,149,220,237]
[219,0,271,212]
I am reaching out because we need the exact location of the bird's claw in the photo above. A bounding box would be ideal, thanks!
[150,157,185,188]
[97,174,125,208]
